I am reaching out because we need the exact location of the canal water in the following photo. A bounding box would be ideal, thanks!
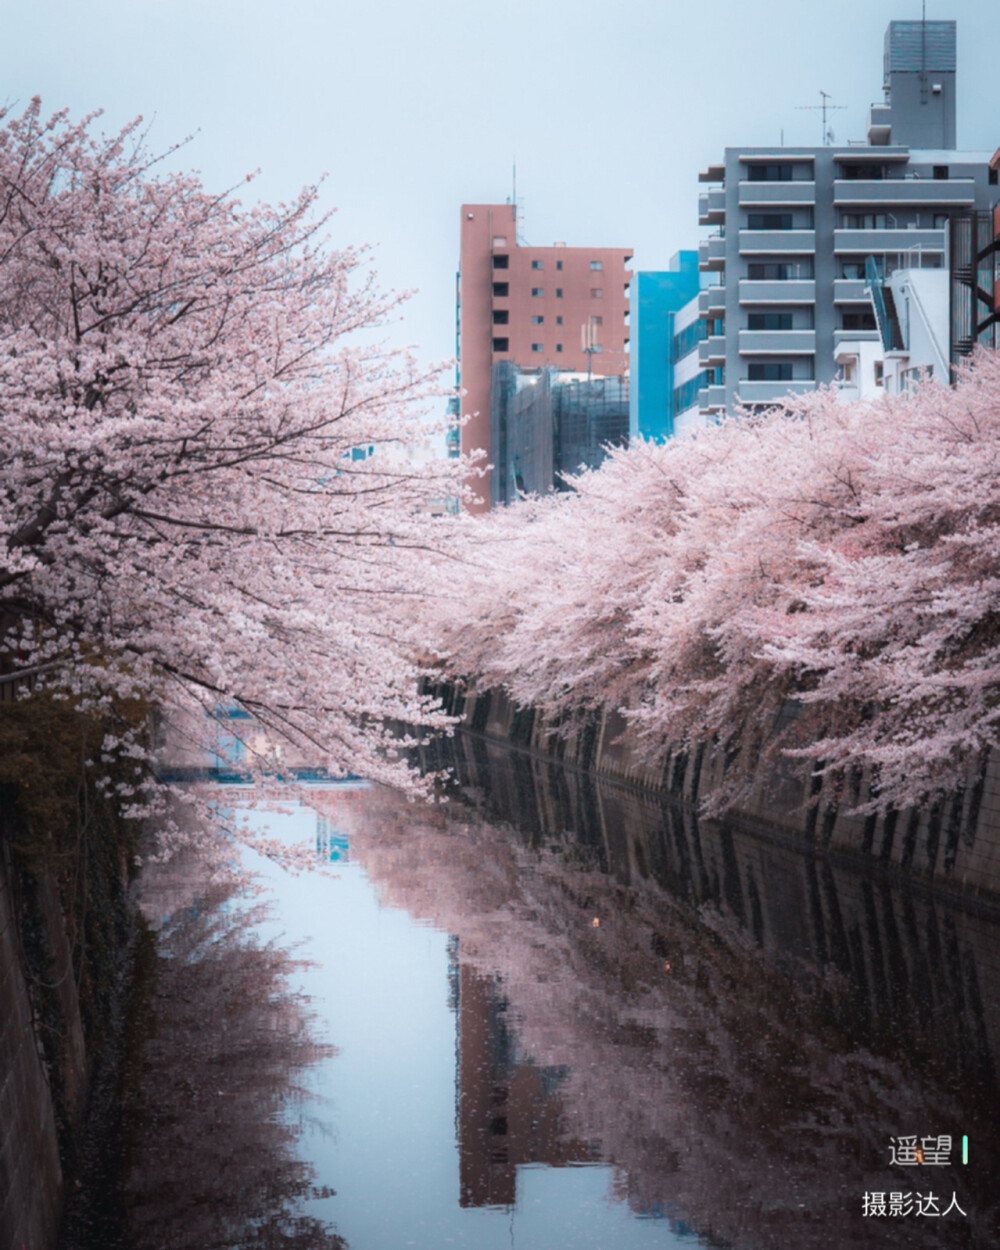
[124,734,1000,1249]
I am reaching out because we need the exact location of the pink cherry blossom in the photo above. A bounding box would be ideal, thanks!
[0,99,464,813]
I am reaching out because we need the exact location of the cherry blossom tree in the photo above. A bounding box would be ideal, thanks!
[0,99,460,801]
[427,354,1000,814]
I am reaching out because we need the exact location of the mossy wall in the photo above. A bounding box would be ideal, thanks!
[0,691,145,1249]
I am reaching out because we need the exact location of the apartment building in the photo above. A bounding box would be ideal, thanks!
[458,203,632,511]
[696,20,999,416]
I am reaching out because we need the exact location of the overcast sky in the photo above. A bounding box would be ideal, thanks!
[4,1,997,382]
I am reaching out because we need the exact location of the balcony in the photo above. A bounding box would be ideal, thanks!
[698,335,727,367]
[738,330,816,355]
[833,328,881,348]
[739,181,816,206]
[736,379,817,405]
[698,285,727,317]
[698,383,727,412]
[699,234,727,272]
[738,279,815,304]
[699,161,725,183]
[739,229,815,254]
[833,228,946,255]
[698,188,726,225]
[833,279,870,303]
[834,178,976,207]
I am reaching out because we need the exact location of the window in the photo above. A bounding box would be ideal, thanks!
[748,363,793,381]
[933,165,949,180]
[531,315,544,324]
[590,287,603,298]
[493,254,509,269]
[492,309,509,325]
[531,287,544,296]
[748,163,798,181]
[747,212,794,230]
[531,343,543,352]
[672,318,707,362]
[556,344,563,352]
[840,163,885,180]
[674,370,709,413]
[874,360,884,387]
[841,311,876,331]
[531,259,543,269]
[933,213,949,228]
[556,315,563,325]
[590,260,603,270]
[492,236,507,247]
[748,312,793,330]
[991,168,999,186]
[492,282,509,297]
[492,337,509,352]
[556,260,564,270]
[840,263,865,280]
[589,315,603,327]
[842,213,887,229]
[747,261,812,280]
[555,288,563,298]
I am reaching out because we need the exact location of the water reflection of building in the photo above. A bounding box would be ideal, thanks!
[396,731,1000,1244]
[316,816,350,863]
[454,958,591,1208]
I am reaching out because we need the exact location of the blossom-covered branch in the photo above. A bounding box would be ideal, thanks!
[0,99,462,800]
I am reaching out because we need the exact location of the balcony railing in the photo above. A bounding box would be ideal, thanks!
[738,330,816,355]
[698,188,726,225]
[738,279,815,304]
[698,383,727,411]
[736,379,817,404]
[833,228,946,255]
[739,181,816,206]
[833,179,975,207]
[739,229,816,254]
[832,278,870,303]
[698,336,727,366]
[699,234,727,271]
[833,327,881,346]
[698,286,727,317]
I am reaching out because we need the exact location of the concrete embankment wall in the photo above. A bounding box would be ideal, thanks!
[434,682,1000,904]
[0,844,70,1250]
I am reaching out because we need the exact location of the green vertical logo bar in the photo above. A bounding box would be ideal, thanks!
[962,1135,969,1165]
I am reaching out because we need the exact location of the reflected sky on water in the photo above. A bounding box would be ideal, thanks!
[135,737,1000,1250]
[240,795,697,1249]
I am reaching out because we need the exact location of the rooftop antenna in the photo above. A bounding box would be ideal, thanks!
[796,90,847,145]
[511,158,527,244]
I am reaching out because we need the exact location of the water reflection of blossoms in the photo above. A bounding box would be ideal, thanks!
[124,852,345,1250]
[344,758,1000,1250]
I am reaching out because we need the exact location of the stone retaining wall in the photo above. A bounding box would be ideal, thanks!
[434,682,1000,904]
[0,844,64,1250]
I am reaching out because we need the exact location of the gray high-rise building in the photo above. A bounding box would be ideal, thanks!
[696,19,998,415]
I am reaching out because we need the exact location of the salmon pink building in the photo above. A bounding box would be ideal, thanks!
[458,203,632,511]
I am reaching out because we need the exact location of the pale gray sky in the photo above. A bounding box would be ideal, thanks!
[3,1,997,379]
